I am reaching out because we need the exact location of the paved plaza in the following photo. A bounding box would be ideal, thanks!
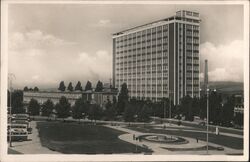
[8,120,243,155]
[106,124,243,155]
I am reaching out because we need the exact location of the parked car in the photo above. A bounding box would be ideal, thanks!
[7,123,28,141]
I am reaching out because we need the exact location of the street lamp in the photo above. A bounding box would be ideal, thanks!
[169,95,171,125]
[8,73,15,147]
[206,88,209,155]
[163,99,166,119]
[169,90,174,126]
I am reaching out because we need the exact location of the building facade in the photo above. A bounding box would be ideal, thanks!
[23,89,118,108]
[23,91,83,106]
[113,10,200,104]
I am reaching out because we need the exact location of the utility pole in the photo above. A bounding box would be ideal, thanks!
[163,99,166,119]
[204,60,209,155]
[109,78,112,88]
[206,88,209,155]
[8,73,15,147]
[169,90,173,125]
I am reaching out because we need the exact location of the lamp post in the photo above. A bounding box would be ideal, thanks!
[169,95,171,125]
[163,99,166,119]
[206,88,209,155]
[8,73,15,147]
[169,90,173,125]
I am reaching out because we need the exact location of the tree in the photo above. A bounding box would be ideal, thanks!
[28,98,40,116]
[34,87,39,91]
[112,96,117,104]
[75,81,83,91]
[117,83,129,114]
[85,81,92,91]
[23,86,29,91]
[72,98,85,121]
[58,81,66,91]
[8,90,25,114]
[88,104,102,123]
[123,102,135,123]
[199,95,207,119]
[221,95,235,126]
[209,91,222,125]
[234,113,243,127]
[41,99,54,118]
[151,99,168,118]
[55,96,71,120]
[179,96,193,121]
[137,103,151,122]
[119,83,129,101]
[95,80,104,92]
[104,100,116,121]
[67,82,74,91]
[191,97,200,117]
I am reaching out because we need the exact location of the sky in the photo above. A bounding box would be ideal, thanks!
[8,3,244,89]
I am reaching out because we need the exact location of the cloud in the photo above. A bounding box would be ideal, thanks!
[88,19,121,28]
[200,40,244,82]
[99,19,111,25]
[8,30,79,88]
[9,30,75,51]
[77,50,112,80]
[31,75,40,80]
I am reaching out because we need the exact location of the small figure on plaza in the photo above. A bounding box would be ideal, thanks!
[215,126,220,135]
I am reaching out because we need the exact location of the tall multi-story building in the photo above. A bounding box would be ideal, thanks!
[112,10,200,104]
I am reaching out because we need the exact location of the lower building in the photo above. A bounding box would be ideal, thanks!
[23,91,82,106]
[23,89,118,108]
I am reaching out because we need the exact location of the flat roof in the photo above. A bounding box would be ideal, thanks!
[112,16,174,36]
[112,10,200,37]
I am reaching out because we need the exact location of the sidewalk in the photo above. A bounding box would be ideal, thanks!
[153,124,243,139]
[9,121,60,154]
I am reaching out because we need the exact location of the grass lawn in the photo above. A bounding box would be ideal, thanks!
[36,121,152,154]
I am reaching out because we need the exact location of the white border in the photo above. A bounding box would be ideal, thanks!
[1,0,249,162]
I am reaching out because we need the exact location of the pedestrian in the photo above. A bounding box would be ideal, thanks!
[133,134,135,140]
[216,126,220,135]
[196,138,199,143]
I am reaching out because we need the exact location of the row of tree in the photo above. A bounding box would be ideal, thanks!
[113,83,243,126]
[23,86,39,92]
[27,96,115,122]
[58,80,104,92]
[23,81,104,92]
[9,82,243,126]
[26,95,152,123]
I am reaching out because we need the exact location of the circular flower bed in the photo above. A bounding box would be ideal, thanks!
[138,134,188,145]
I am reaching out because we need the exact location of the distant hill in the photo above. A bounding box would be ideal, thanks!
[201,81,244,95]
[40,81,244,95]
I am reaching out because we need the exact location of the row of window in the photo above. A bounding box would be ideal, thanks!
[116,58,169,64]
[116,74,169,78]
[115,26,169,42]
[116,41,169,50]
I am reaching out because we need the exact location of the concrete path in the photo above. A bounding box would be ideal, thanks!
[9,121,60,154]
[105,125,243,155]
[153,125,243,139]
